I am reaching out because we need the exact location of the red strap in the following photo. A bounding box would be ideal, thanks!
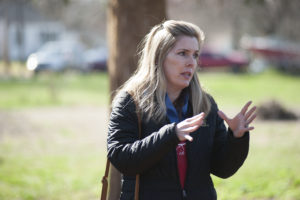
[176,142,187,189]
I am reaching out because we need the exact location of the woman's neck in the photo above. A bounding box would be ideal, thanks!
[167,88,182,103]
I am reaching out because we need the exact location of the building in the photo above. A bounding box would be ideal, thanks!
[0,1,66,61]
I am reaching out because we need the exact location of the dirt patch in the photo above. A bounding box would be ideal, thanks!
[257,100,298,120]
[0,111,34,137]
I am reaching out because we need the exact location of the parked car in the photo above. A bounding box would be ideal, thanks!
[26,40,86,73]
[241,36,300,74]
[199,47,249,72]
[83,47,108,71]
[43,45,246,72]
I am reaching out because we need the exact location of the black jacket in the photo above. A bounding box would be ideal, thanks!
[107,92,249,200]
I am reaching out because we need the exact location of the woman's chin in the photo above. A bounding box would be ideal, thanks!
[182,81,191,88]
[177,82,190,90]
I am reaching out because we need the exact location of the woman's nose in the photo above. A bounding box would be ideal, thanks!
[186,56,197,68]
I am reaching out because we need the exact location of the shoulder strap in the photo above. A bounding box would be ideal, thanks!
[100,95,141,200]
[100,159,110,200]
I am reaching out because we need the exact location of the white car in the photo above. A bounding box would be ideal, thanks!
[26,40,86,73]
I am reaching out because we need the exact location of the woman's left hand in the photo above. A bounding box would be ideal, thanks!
[217,101,257,138]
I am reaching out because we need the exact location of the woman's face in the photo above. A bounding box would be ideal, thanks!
[163,36,199,94]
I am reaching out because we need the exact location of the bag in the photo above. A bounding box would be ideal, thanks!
[100,99,142,200]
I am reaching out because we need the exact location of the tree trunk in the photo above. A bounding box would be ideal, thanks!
[106,0,166,199]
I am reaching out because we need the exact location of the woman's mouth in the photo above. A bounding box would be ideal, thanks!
[181,71,192,79]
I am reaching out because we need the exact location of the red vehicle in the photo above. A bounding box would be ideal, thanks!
[83,46,249,72]
[199,47,249,72]
[241,36,300,74]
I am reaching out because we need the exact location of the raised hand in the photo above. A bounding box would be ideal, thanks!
[217,101,257,138]
[176,112,205,142]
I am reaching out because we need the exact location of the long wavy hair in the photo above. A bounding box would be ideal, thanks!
[113,20,211,121]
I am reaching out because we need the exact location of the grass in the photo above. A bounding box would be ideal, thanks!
[213,121,300,200]
[1,121,299,200]
[0,133,106,200]
[198,69,300,109]
[0,72,109,109]
[0,66,300,199]
[1,67,299,109]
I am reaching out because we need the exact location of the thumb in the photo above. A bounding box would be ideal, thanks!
[218,110,229,122]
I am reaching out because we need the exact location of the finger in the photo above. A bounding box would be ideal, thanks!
[246,113,257,125]
[182,114,205,129]
[237,126,255,137]
[185,113,204,122]
[241,101,252,115]
[177,117,203,131]
[184,134,193,142]
[187,115,205,126]
[185,112,205,122]
[245,106,256,120]
[244,126,255,132]
[183,124,202,133]
[177,116,203,130]
[218,110,229,122]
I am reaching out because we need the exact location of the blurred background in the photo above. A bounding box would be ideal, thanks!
[0,0,299,199]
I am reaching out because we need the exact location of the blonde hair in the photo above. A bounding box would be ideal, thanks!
[113,20,211,121]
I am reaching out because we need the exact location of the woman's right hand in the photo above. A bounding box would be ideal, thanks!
[176,112,205,142]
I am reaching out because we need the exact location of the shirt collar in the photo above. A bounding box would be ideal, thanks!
[165,93,189,123]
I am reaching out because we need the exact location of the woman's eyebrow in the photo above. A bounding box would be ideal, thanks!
[176,48,199,52]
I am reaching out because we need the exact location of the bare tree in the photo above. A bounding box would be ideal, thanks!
[245,0,300,40]
[168,0,300,50]
[106,0,166,199]
[33,0,107,46]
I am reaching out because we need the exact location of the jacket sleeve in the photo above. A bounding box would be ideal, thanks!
[210,98,249,179]
[107,93,179,176]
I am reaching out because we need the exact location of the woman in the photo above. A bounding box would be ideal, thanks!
[107,20,256,200]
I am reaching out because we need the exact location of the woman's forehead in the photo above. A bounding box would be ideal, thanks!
[172,36,199,51]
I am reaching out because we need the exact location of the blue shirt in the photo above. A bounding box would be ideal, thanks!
[165,93,189,123]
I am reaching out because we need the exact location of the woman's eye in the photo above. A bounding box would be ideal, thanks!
[178,52,185,56]
[193,53,199,59]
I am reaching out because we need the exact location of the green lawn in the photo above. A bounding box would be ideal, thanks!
[0,72,109,109]
[0,138,106,200]
[1,69,299,109]
[198,69,300,109]
[213,121,300,200]
[0,69,299,199]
